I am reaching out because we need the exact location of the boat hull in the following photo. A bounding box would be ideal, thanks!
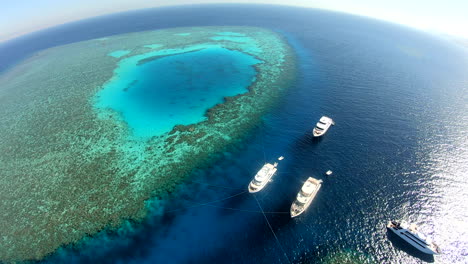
[290,178,322,217]
[313,126,330,137]
[248,182,263,193]
[290,203,307,218]
[248,166,277,193]
[387,221,440,255]
[312,116,334,137]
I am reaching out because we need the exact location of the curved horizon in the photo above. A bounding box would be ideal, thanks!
[1,5,467,263]
[2,1,468,44]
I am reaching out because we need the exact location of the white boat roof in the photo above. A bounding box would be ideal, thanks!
[297,194,309,204]
[400,221,409,229]
[302,181,318,194]
[301,177,321,193]
[399,221,430,241]
[254,163,275,182]
[316,122,327,129]
[320,116,332,123]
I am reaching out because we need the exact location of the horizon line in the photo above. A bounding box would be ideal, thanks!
[1,2,466,44]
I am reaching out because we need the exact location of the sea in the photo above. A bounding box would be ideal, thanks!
[96,46,260,139]
[0,4,467,264]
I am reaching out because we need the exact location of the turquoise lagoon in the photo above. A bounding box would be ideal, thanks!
[97,47,261,139]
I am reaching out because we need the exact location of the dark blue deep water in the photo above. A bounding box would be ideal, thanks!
[1,4,467,264]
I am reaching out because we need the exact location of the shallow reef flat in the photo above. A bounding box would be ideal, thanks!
[0,26,296,262]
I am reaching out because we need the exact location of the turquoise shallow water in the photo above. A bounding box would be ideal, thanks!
[96,47,261,138]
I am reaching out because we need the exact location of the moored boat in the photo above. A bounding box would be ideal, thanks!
[248,162,278,193]
[313,116,334,137]
[290,177,322,217]
[387,220,441,255]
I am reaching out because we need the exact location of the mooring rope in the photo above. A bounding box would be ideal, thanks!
[166,190,248,213]
[254,194,291,264]
[166,190,290,215]
[200,203,289,214]
[187,180,245,191]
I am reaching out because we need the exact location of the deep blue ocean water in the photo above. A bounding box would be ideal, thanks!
[96,47,260,138]
[1,4,467,264]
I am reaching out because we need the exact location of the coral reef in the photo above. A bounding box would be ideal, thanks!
[0,26,296,262]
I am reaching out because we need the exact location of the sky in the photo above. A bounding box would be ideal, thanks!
[1,0,467,42]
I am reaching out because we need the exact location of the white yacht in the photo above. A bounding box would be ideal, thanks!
[290,177,322,218]
[248,162,278,193]
[313,116,334,137]
[387,220,441,255]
